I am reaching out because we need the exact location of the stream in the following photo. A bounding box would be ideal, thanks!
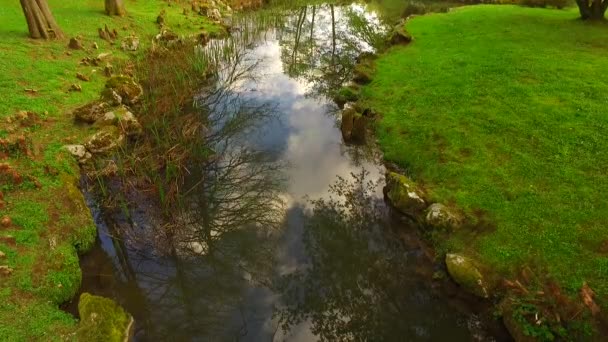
[70,3,509,341]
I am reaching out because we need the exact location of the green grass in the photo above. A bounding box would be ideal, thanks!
[0,0,222,118]
[362,5,608,299]
[0,0,221,340]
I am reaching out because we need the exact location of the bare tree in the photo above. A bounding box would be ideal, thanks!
[19,0,64,39]
[105,0,126,16]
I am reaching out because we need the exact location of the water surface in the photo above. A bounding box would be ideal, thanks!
[74,3,506,341]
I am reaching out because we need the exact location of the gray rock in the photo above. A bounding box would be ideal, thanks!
[445,253,490,298]
[425,203,463,230]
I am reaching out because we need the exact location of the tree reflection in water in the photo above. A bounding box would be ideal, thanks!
[276,3,389,101]
[275,171,473,341]
[89,37,288,340]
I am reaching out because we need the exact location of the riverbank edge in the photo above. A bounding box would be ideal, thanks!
[0,1,236,339]
[351,4,606,340]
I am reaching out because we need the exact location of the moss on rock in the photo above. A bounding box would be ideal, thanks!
[105,76,144,105]
[385,172,426,215]
[334,85,360,108]
[445,253,491,298]
[389,24,412,45]
[76,293,133,342]
[425,203,463,230]
[84,126,125,155]
[73,101,112,124]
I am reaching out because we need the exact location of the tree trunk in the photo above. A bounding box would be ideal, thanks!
[105,0,126,16]
[20,0,64,39]
[576,0,607,20]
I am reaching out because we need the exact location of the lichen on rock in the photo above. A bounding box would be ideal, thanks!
[84,126,125,155]
[73,101,111,124]
[425,203,463,230]
[445,253,491,298]
[384,171,426,215]
[94,105,142,138]
[63,144,92,164]
[105,75,144,105]
[76,293,134,342]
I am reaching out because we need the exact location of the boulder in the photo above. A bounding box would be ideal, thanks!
[425,203,463,230]
[84,126,124,155]
[341,103,356,141]
[389,24,412,45]
[445,253,490,298]
[76,293,134,342]
[353,63,373,84]
[0,250,4,258]
[73,101,111,123]
[101,88,123,106]
[105,76,143,105]
[333,85,360,108]
[385,172,426,215]
[340,103,367,143]
[95,106,142,138]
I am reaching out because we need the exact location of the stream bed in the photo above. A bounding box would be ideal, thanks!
[70,3,509,341]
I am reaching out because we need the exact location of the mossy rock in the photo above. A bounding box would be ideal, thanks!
[94,106,142,138]
[341,103,357,142]
[353,63,374,85]
[351,112,367,143]
[389,24,412,45]
[84,126,124,155]
[334,85,360,108]
[445,253,491,298]
[425,203,463,230]
[105,75,143,105]
[100,88,123,106]
[385,172,426,215]
[73,101,111,124]
[61,174,96,254]
[76,293,133,342]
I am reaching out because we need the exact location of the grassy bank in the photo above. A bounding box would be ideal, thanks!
[0,0,220,339]
[362,3,608,330]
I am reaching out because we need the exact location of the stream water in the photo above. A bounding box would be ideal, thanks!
[71,3,509,341]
